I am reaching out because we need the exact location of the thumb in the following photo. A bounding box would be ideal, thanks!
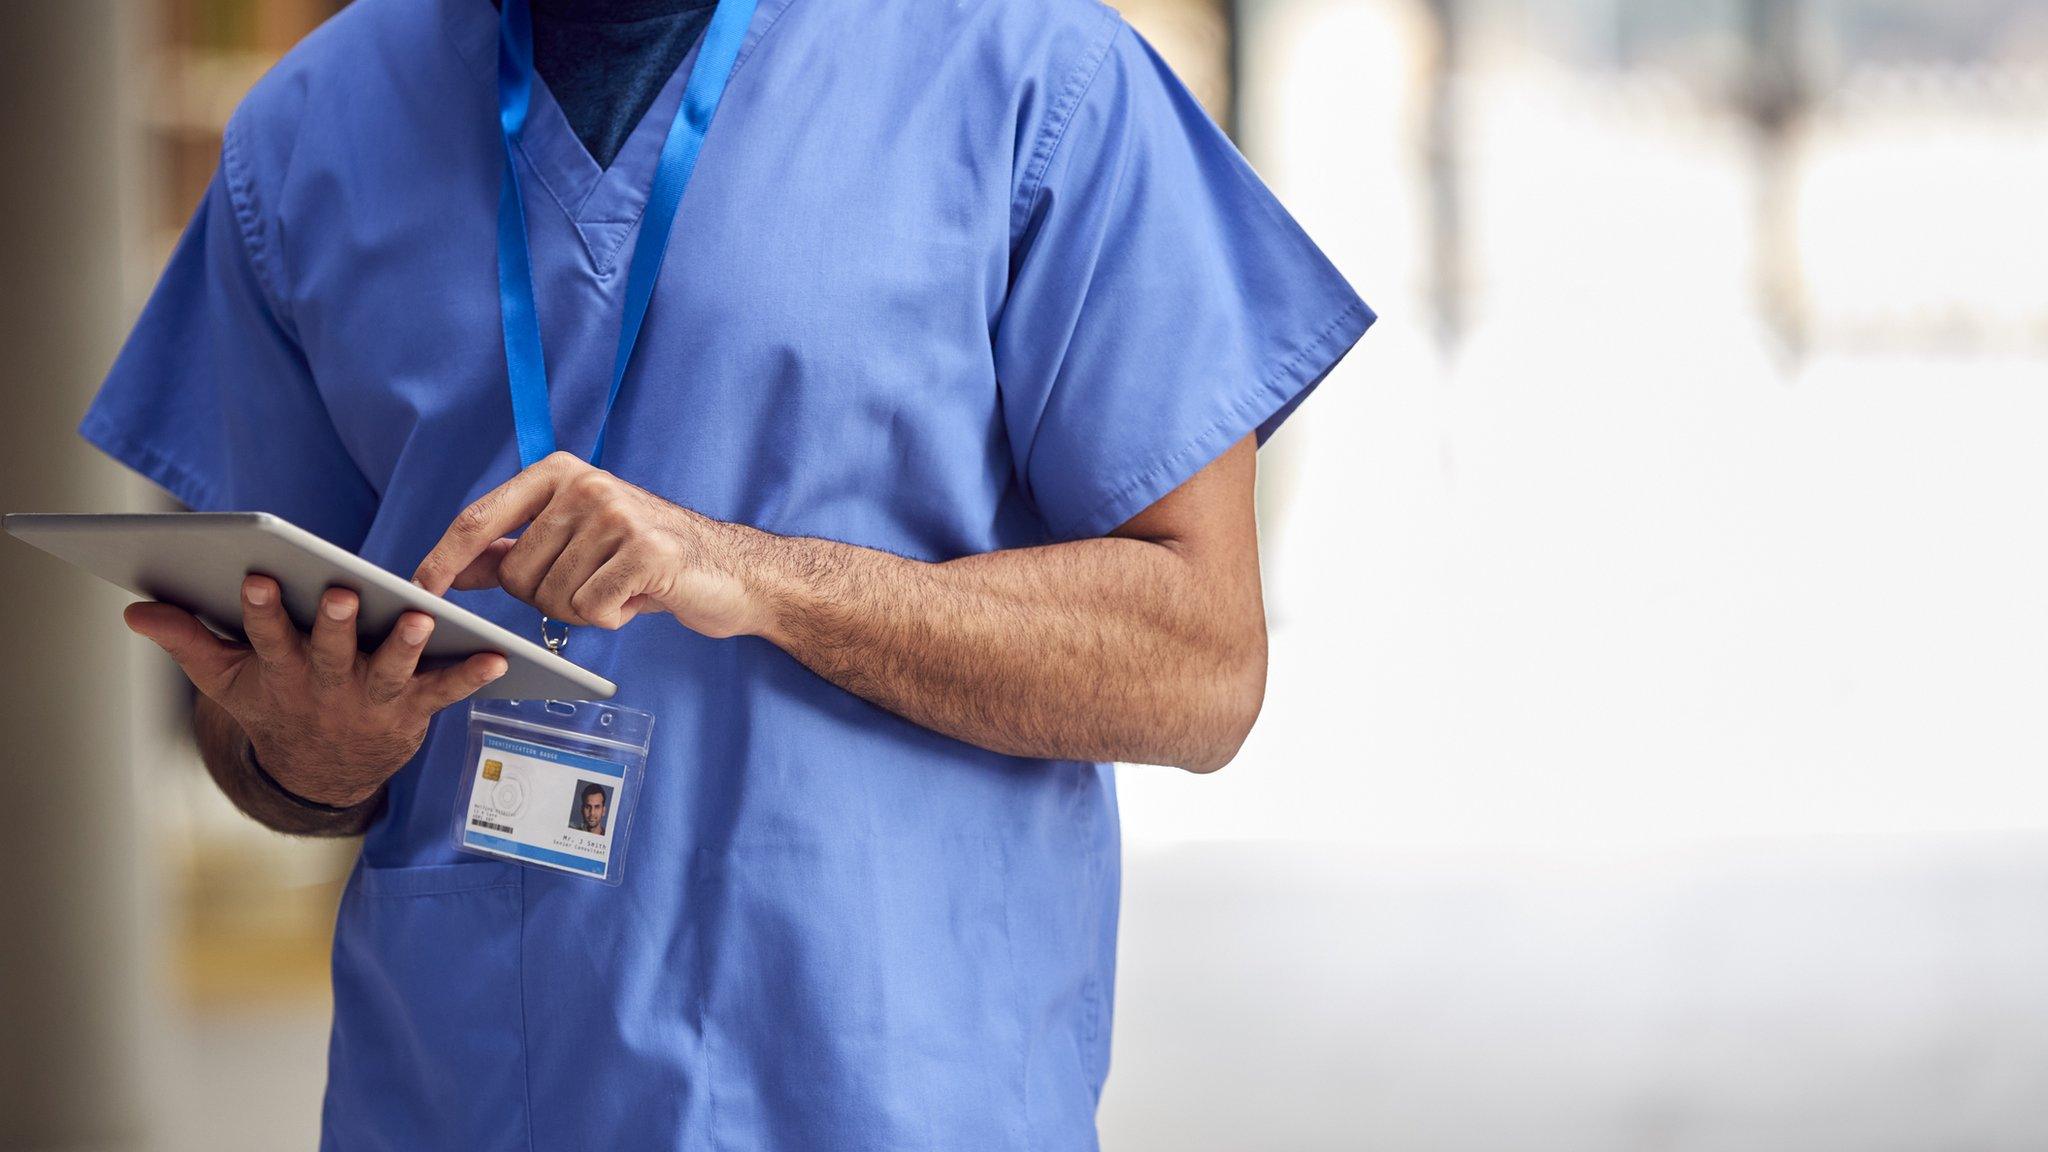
[449,536,517,592]
[125,601,244,699]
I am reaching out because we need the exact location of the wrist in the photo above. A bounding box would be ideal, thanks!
[245,736,382,810]
[723,523,805,647]
[692,517,794,644]
[246,743,368,814]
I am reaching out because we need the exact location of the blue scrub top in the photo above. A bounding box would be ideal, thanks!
[83,0,1373,1147]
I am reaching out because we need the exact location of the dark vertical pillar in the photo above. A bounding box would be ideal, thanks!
[1422,0,1464,351]
[0,2,150,1149]
[1743,0,1809,356]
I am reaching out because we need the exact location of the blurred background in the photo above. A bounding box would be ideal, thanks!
[4,0,2047,1149]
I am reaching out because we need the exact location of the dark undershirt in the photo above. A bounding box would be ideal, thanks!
[529,0,717,170]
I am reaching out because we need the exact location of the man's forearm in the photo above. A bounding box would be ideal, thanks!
[193,694,380,836]
[739,530,1267,772]
[410,438,1271,770]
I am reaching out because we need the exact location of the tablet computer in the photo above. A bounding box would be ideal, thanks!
[4,511,615,701]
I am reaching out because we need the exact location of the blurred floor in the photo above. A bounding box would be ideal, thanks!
[153,1006,329,1152]
[153,830,2048,1152]
[1101,832,2048,1152]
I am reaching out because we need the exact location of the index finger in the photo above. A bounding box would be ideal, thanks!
[414,456,571,594]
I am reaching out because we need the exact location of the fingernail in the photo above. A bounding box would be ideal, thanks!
[401,619,432,645]
[324,597,354,621]
[245,582,271,606]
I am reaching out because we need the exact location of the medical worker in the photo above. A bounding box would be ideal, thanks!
[90,0,1372,1146]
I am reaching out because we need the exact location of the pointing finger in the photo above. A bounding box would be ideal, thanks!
[415,454,578,594]
[124,601,244,699]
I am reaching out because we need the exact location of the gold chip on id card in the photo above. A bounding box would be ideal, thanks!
[482,759,503,781]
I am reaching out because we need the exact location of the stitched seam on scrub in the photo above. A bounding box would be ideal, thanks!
[1059,297,1373,540]
[995,835,1034,1152]
[77,411,227,512]
[726,0,799,83]
[349,879,523,899]
[220,117,293,324]
[1009,5,1123,245]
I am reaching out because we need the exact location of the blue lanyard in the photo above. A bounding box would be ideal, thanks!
[496,0,757,470]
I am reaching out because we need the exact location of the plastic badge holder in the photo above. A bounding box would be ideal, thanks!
[454,698,653,886]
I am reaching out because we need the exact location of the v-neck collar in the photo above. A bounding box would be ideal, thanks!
[444,0,794,275]
[521,49,697,274]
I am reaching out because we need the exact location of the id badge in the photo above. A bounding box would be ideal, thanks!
[454,698,653,886]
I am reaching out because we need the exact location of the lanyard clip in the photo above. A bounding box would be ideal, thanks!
[540,616,571,656]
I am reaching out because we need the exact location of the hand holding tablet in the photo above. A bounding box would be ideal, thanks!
[6,511,619,811]
[4,512,616,700]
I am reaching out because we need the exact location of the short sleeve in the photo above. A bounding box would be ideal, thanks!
[993,18,1374,541]
[78,156,377,549]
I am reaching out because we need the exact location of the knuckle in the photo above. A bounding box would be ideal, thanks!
[503,570,541,602]
[452,502,492,539]
[596,501,635,532]
[568,584,601,618]
[310,640,352,671]
[499,552,538,594]
[580,569,616,603]
[534,587,570,621]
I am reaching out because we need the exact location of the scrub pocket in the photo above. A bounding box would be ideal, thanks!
[321,859,530,1152]
[699,835,1028,1152]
